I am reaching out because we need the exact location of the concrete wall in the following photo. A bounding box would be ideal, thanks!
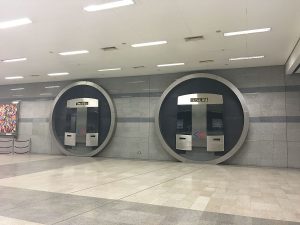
[15,65,300,168]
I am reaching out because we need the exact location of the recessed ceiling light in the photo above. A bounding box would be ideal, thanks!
[184,36,204,42]
[102,46,118,51]
[229,56,265,61]
[45,86,60,89]
[84,0,134,12]
[224,28,271,37]
[11,100,21,104]
[0,18,32,29]
[98,68,121,72]
[199,60,214,63]
[131,41,167,48]
[2,58,27,63]
[132,66,145,69]
[10,88,24,91]
[12,94,23,97]
[48,72,69,76]
[59,50,89,56]
[157,63,185,67]
[5,76,24,80]
[40,93,52,96]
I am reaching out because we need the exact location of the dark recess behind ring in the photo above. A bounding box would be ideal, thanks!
[159,78,244,161]
[52,85,111,150]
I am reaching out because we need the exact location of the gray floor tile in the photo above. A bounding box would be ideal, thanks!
[55,200,300,225]
[0,186,62,211]
[0,187,110,224]
[0,157,100,179]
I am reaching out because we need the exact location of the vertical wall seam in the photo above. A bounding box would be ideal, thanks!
[147,78,151,160]
[284,71,288,168]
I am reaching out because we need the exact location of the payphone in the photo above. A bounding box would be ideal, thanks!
[176,93,224,152]
[64,98,99,147]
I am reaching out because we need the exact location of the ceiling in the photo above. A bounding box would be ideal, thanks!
[0,0,299,85]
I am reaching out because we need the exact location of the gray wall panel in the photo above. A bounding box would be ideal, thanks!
[114,97,150,118]
[246,123,287,142]
[148,123,175,161]
[19,101,52,119]
[287,142,300,168]
[18,122,33,139]
[114,122,149,138]
[4,65,300,168]
[99,136,149,160]
[244,92,286,117]
[286,92,300,116]
[31,122,52,154]
[287,123,300,142]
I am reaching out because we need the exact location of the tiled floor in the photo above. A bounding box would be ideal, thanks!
[0,154,299,225]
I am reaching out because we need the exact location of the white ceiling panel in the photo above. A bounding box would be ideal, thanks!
[0,0,299,85]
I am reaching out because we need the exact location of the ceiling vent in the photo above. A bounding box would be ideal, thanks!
[101,46,118,51]
[184,35,204,42]
[132,66,145,69]
[199,60,214,63]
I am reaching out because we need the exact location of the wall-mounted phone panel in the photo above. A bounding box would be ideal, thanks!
[176,93,224,153]
[50,81,116,157]
[64,98,99,148]
[155,73,249,164]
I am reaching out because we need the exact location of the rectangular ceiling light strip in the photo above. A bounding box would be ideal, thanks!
[40,93,52,96]
[59,50,89,56]
[47,72,70,76]
[2,58,27,63]
[224,28,271,37]
[10,88,24,91]
[157,63,185,67]
[45,86,60,89]
[131,41,167,48]
[5,76,24,80]
[84,0,134,12]
[98,68,121,72]
[0,18,32,29]
[229,56,265,61]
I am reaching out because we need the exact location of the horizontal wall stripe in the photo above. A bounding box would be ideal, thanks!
[239,85,300,93]
[19,118,49,123]
[286,116,300,123]
[18,116,300,123]
[118,116,300,123]
[117,117,153,123]
[112,92,162,98]
[112,85,300,99]
[250,116,286,123]
[250,116,300,123]
[285,85,300,92]
[239,86,286,93]
[0,97,54,102]
[1,86,300,102]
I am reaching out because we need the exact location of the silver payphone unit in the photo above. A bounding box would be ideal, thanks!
[176,93,224,152]
[64,98,99,147]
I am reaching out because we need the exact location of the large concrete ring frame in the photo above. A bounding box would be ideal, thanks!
[154,73,249,164]
[50,81,116,157]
